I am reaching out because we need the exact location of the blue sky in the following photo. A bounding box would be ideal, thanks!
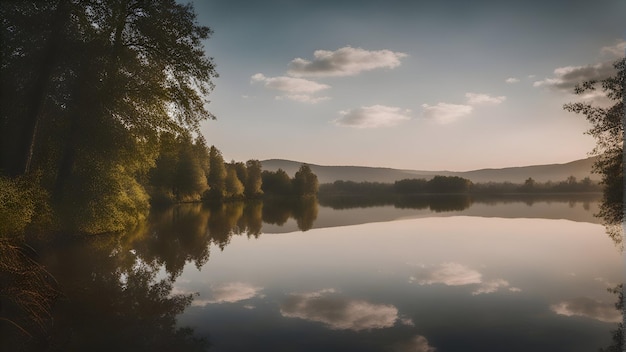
[186,0,625,171]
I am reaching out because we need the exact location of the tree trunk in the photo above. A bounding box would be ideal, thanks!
[17,0,70,175]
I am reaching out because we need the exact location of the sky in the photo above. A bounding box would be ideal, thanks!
[185,0,625,171]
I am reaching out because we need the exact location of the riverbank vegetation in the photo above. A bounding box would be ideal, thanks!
[0,1,321,237]
[319,175,602,196]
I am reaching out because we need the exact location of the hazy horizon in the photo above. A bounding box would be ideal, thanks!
[259,155,595,172]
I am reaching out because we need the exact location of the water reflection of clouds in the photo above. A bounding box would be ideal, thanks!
[410,262,521,295]
[192,282,263,306]
[551,297,622,323]
[392,335,437,352]
[280,289,407,331]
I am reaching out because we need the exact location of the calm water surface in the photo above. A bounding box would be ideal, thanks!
[173,197,622,352]
[16,195,623,351]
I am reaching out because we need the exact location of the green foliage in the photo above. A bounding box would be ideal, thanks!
[0,0,217,234]
[205,145,227,201]
[0,177,38,238]
[173,135,209,201]
[149,132,209,204]
[59,163,151,234]
[0,175,52,238]
[293,164,319,197]
[245,160,264,198]
[262,169,294,196]
[231,161,248,188]
[224,167,245,199]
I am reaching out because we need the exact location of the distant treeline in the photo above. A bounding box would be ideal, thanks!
[149,133,319,205]
[319,175,601,195]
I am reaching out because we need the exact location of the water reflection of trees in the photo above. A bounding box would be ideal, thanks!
[131,199,317,277]
[262,198,318,231]
[1,236,209,351]
[1,199,319,350]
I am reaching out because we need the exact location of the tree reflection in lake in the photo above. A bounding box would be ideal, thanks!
[1,235,209,352]
[2,195,622,351]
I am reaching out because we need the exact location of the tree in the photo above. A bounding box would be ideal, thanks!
[0,1,217,233]
[224,167,244,199]
[520,177,537,193]
[174,134,208,201]
[205,146,226,200]
[427,175,472,193]
[148,133,208,204]
[564,57,624,246]
[262,169,293,196]
[293,164,319,197]
[231,161,248,188]
[244,160,264,198]
[394,178,428,194]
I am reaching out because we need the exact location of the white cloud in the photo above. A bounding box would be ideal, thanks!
[533,62,616,92]
[192,282,263,306]
[505,77,520,84]
[335,105,411,128]
[392,335,437,352]
[280,289,400,331]
[601,39,626,58]
[411,263,519,295]
[399,317,415,327]
[251,73,330,93]
[288,46,408,77]
[411,262,482,286]
[472,279,513,295]
[551,297,622,323]
[465,92,506,105]
[421,103,473,124]
[251,73,331,104]
[277,94,331,104]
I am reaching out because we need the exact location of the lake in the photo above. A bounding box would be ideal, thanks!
[5,194,623,351]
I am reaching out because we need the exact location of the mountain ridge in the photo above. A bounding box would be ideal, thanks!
[260,157,599,184]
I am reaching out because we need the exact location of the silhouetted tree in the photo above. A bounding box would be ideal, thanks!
[293,164,319,197]
[564,57,624,246]
[394,179,429,194]
[262,169,293,196]
[427,175,472,193]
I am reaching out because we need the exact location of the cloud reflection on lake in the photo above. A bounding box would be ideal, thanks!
[280,289,404,331]
[551,297,623,323]
[410,262,521,295]
[192,282,263,306]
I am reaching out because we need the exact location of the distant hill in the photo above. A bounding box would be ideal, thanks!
[260,157,599,184]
